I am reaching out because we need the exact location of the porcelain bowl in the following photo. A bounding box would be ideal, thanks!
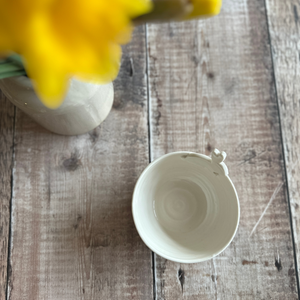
[132,150,240,263]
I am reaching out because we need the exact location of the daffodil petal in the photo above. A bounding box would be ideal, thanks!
[184,0,222,20]
[24,55,69,109]
[32,71,69,109]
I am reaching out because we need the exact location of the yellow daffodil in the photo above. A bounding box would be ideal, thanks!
[133,0,221,24]
[184,0,222,20]
[0,0,152,108]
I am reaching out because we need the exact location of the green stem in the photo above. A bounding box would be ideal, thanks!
[0,54,26,79]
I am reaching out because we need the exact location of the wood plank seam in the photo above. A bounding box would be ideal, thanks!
[145,22,157,300]
[6,106,16,300]
[147,0,299,296]
[6,26,153,300]
[264,0,300,297]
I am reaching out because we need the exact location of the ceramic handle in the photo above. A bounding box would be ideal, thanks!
[211,149,228,176]
[212,149,226,163]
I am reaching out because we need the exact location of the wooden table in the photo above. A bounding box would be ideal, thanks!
[1,0,300,299]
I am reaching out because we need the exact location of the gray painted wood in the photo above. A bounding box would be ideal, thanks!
[0,94,15,300]
[266,0,300,289]
[6,26,153,300]
[147,0,298,298]
[1,0,300,298]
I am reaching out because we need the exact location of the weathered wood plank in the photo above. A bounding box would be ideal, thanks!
[0,93,15,300]
[7,26,153,300]
[147,0,298,298]
[265,0,300,291]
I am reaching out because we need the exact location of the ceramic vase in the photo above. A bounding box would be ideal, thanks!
[0,76,114,135]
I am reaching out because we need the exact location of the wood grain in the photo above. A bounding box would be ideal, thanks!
[265,0,300,290]
[147,0,298,298]
[6,26,153,300]
[0,94,15,300]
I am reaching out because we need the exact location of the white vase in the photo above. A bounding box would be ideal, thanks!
[0,76,114,135]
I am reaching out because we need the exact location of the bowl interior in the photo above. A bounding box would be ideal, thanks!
[132,152,239,263]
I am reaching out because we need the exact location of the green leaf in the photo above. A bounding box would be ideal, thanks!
[0,54,26,79]
[0,70,26,80]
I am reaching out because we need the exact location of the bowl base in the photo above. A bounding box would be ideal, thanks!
[154,179,207,234]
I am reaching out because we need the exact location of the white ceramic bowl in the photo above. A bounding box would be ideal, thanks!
[132,150,240,263]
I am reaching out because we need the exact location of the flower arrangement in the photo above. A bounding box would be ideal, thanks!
[0,0,221,109]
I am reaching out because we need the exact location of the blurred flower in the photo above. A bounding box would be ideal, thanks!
[0,0,152,108]
[184,0,222,20]
[0,0,221,109]
[134,0,221,24]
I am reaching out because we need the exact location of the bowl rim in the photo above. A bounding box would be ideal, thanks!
[132,151,240,263]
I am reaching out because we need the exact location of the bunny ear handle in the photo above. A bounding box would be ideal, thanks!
[211,149,228,176]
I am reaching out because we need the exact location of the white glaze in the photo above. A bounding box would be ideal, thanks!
[132,150,240,263]
[0,76,114,135]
